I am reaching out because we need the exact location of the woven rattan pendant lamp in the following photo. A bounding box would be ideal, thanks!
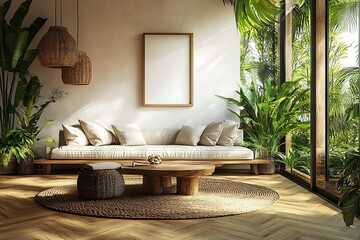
[62,51,91,84]
[37,0,78,68]
[61,0,92,85]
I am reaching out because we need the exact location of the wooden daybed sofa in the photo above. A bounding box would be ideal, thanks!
[34,121,270,174]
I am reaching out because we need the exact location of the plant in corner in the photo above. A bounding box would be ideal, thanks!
[0,0,47,173]
[217,79,310,174]
[337,151,360,227]
[336,73,360,227]
[0,128,34,174]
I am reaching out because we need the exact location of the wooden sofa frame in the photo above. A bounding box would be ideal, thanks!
[33,158,271,175]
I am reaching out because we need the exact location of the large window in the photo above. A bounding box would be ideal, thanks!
[287,1,312,181]
[325,0,359,197]
[281,0,359,201]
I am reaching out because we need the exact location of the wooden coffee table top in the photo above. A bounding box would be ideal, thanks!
[120,161,215,177]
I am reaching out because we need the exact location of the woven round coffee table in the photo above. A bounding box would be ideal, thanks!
[120,162,215,195]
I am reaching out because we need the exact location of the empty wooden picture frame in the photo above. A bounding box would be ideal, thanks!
[143,33,194,107]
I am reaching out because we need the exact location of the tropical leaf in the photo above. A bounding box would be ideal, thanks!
[329,1,358,33]
[4,28,29,69]
[215,95,241,106]
[223,0,281,35]
[27,16,46,43]
[1,0,12,18]
[340,189,360,227]
[13,75,27,108]
[20,49,37,73]
[23,76,40,107]
[9,0,32,29]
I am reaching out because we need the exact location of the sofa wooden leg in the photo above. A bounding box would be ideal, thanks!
[43,164,52,174]
[251,164,259,175]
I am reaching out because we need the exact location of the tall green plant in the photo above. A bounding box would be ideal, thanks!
[0,0,50,168]
[0,0,47,134]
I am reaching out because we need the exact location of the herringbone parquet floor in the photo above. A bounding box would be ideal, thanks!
[1,172,359,240]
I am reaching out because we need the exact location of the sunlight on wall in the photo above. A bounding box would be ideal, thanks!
[14,0,241,154]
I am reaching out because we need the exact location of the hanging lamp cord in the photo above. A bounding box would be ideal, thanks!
[60,0,63,26]
[77,0,79,44]
[54,0,57,26]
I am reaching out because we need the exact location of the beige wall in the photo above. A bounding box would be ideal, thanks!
[10,0,240,152]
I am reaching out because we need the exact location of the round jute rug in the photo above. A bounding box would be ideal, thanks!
[36,178,279,220]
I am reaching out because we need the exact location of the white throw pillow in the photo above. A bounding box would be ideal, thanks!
[79,120,117,146]
[217,120,240,146]
[175,125,206,146]
[112,123,146,146]
[199,122,223,146]
[62,124,89,146]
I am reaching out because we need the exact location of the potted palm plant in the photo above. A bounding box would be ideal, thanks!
[218,79,310,174]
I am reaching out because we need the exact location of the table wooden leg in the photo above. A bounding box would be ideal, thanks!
[160,177,175,189]
[177,177,199,195]
[143,176,163,194]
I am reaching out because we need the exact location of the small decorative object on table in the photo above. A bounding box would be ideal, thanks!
[148,154,162,164]
[132,161,150,167]
[131,155,162,167]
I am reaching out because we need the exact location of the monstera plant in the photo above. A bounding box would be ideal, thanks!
[0,0,48,173]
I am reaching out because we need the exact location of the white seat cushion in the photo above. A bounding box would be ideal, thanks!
[51,145,254,160]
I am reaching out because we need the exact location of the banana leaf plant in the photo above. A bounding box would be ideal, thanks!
[0,0,50,168]
[0,0,47,134]
[217,79,310,157]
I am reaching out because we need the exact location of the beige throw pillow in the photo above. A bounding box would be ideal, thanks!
[62,124,89,146]
[199,122,223,146]
[79,120,117,146]
[233,129,244,146]
[175,125,206,146]
[112,123,146,146]
[217,121,240,146]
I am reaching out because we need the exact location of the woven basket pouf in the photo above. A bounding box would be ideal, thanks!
[77,168,125,200]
